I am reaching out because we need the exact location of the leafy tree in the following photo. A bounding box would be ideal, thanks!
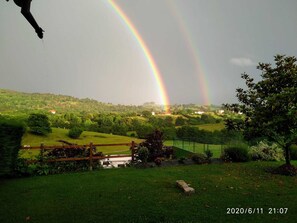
[68,127,83,139]
[27,113,52,135]
[175,116,186,126]
[224,55,297,166]
[135,123,154,139]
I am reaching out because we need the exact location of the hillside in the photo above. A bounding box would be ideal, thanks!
[0,89,222,115]
[0,89,158,114]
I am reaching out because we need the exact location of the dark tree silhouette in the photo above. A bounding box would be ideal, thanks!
[7,0,44,39]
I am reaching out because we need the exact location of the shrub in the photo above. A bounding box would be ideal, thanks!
[137,147,149,163]
[27,113,52,135]
[0,119,25,177]
[139,130,164,161]
[222,145,249,162]
[68,127,83,139]
[163,146,174,159]
[191,153,208,164]
[249,141,284,161]
[290,145,297,160]
[178,157,186,164]
[204,149,213,160]
[154,157,162,166]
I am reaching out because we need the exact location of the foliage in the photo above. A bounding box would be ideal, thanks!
[176,126,242,145]
[249,141,284,161]
[290,145,297,160]
[16,144,101,176]
[154,157,162,166]
[221,145,249,162]
[68,127,83,139]
[178,157,186,164]
[160,127,176,140]
[204,148,213,160]
[15,158,52,176]
[0,119,25,177]
[137,147,149,163]
[27,113,52,135]
[163,146,174,159]
[191,153,208,164]
[16,159,91,176]
[139,130,164,161]
[135,123,154,139]
[175,116,186,126]
[224,55,297,165]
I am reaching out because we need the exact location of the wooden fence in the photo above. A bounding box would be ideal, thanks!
[20,141,139,170]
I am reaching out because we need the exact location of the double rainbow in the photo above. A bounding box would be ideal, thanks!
[107,0,170,112]
[167,0,210,105]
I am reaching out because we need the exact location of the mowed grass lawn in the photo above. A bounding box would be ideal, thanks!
[165,140,223,158]
[21,128,143,157]
[1,161,297,223]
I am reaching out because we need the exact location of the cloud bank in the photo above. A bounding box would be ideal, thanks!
[230,57,256,67]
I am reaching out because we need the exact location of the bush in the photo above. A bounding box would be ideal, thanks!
[139,130,164,161]
[137,147,149,163]
[68,127,83,139]
[249,141,284,161]
[222,145,249,162]
[163,146,174,159]
[178,157,186,164]
[27,113,52,135]
[191,153,208,164]
[154,157,162,166]
[290,145,297,160]
[204,149,213,160]
[0,119,25,177]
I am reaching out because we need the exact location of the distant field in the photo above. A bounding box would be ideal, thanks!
[21,128,142,157]
[196,122,225,131]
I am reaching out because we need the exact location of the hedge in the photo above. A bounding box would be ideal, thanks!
[0,119,25,177]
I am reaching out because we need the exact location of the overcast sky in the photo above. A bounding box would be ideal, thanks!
[1,0,297,106]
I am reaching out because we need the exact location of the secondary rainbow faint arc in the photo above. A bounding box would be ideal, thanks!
[107,0,170,112]
[166,0,211,105]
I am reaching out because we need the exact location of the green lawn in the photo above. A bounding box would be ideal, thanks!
[196,122,225,131]
[21,128,142,157]
[165,140,223,158]
[1,161,297,223]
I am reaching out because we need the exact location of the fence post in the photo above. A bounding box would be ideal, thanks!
[89,142,93,171]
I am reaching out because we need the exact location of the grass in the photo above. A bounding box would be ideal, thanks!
[21,128,142,157]
[1,161,297,223]
[165,140,223,158]
[196,122,225,132]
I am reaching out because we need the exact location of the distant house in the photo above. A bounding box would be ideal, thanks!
[218,110,224,114]
[152,112,155,116]
[49,110,56,114]
[194,111,205,115]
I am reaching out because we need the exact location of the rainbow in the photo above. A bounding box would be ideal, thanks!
[106,0,170,112]
[166,0,211,105]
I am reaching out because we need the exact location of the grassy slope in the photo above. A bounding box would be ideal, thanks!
[165,140,223,158]
[21,128,142,156]
[1,161,297,223]
[196,122,225,131]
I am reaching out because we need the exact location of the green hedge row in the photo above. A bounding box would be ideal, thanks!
[0,119,25,177]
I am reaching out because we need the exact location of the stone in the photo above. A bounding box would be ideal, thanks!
[176,180,195,195]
